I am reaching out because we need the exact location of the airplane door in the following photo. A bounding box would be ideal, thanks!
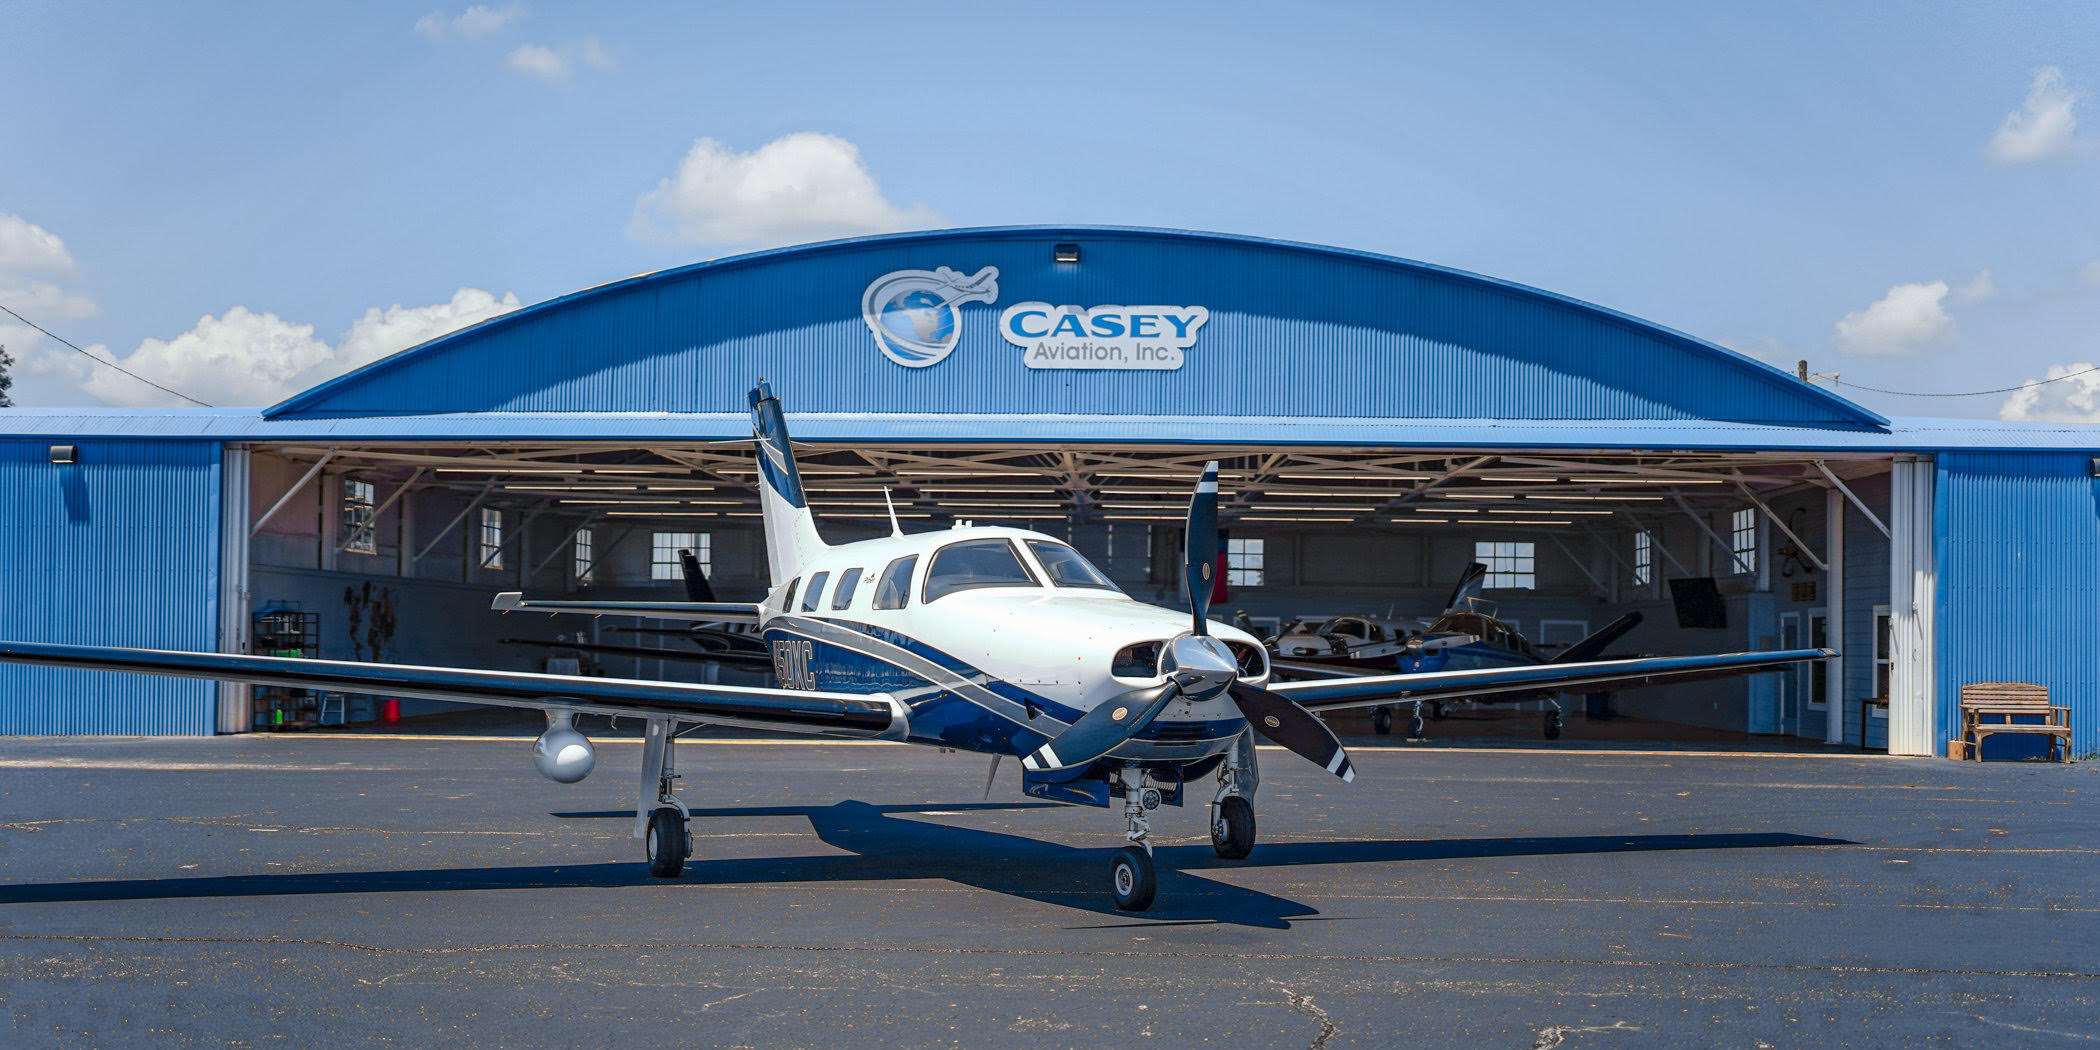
[1779,612,1801,736]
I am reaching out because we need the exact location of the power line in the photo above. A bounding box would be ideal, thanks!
[0,302,215,408]
[1828,364,2100,398]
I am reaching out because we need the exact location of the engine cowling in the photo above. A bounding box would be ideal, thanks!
[532,716,595,784]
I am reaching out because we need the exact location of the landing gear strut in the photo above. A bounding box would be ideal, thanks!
[637,719,690,878]
[1210,744,1257,861]
[1543,704,1564,741]
[1110,765,1159,911]
[1408,704,1427,740]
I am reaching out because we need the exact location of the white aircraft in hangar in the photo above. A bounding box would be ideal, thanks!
[0,383,1833,911]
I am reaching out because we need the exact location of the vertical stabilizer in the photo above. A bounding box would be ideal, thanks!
[749,381,829,586]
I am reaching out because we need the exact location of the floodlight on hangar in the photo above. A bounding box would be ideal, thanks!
[46,444,77,464]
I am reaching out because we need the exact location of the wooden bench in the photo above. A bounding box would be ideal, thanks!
[1959,682,2072,762]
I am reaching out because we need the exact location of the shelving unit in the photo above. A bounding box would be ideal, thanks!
[252,606,319,730]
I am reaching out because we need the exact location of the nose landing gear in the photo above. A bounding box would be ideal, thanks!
[1110,766,1160,911]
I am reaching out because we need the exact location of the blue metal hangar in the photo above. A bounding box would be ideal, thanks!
[1,226,2093,756]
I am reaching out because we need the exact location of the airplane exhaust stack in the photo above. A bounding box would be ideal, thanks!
[532,713,596,784]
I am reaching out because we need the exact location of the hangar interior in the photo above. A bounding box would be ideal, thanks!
[236,436,1898,746]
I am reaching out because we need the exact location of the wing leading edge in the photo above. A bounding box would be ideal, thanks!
[492,592,764,624]
[1266,648,1833,712]
[0,640,903,737]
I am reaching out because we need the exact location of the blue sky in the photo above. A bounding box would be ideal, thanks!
[2,1,2097,419]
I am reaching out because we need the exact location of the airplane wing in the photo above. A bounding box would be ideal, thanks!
[1266,648,1832,712]
[0,640,901,737]
[493,592,765,624]
[498,636,775,670]
[1268,660,1374,681]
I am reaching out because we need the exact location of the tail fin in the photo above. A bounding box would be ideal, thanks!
[678,549,717,602]
[1444,562,1489,613]
[1549,611,1644,664]
[749,381,829,587]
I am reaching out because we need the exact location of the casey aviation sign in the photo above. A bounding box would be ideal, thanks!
[861,267,1210,371]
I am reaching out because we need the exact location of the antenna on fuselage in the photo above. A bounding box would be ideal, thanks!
[883,487,903,537]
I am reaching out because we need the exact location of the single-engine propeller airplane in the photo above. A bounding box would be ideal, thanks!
[0,382,1833,911]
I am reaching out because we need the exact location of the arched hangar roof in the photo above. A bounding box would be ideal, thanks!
[267,226,1886,430]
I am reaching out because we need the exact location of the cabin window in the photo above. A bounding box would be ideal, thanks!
[653,531,707,581]
[832,568,863,609]
[872,555,917,610]
[1025,541,1117,591]
[1474,541,1534,590]
[341,479,377,555]
[778,577,799,613]
[573,527,595,584]
[801,572,829,613]
[923,540,1039,603]
[1631,530,1652,586]
[1226,537,1265,587]
[478,508,504,570]
[1729,508,1757,575]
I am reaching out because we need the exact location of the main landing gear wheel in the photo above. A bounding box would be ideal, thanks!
[1372,707,1393,735]
[1429,700,1448,721]
[1212,795,1256,860]
[645,806,688,878]
[1543,710,1564,741]
[1110,845,1156,911]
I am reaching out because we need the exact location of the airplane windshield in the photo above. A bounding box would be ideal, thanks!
[1025,541,1119,591]
[923,540,1040,602]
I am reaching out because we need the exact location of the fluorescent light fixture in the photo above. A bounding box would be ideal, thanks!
[1237,504,1379,513]
[1562,476,1724,484]
[1466,519,1573,526]
[1429,492,1516,499]
[1275,473,1431,481]
[435,466,659,475]
[895,470,1044,478]
[1240,516,1361,523]
[1485,507,1611,515]
[1529,494,1665,501]
[559,498,743,505]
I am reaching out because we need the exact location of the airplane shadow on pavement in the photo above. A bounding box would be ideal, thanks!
[0,800,1849,930]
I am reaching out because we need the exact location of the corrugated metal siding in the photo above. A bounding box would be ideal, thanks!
[266,228,1881,427]
[0,439,221,734]
[1934,453,2100,756]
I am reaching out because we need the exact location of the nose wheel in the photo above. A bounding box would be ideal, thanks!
[1109,846,1156,911]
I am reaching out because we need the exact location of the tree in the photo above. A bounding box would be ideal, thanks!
[0,344,13,408]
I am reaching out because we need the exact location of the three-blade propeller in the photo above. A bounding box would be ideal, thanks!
[1018,461,1356,784]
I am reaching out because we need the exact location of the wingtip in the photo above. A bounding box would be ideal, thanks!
[491,592,525,613]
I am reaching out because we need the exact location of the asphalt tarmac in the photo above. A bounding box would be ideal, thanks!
[0,733,2093,1048]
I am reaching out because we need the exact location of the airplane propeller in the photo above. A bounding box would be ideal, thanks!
[1019,460,1355,784]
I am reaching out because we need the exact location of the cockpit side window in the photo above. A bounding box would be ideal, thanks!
[871,555,917,611]
[777,577,799,613]
[923,539,1040,603]
[1023,541,1119,591]
[831,568,863,610]
[800,571,829,613]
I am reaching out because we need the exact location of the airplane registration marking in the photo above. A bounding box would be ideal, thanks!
[771,639,817,691]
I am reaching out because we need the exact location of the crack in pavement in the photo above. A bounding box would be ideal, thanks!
[1531,1020,1638,1048]
[1268,980,1338,1050]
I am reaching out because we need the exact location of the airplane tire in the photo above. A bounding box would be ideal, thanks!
[645,807,688,878]
[1110,846,1156,911]
[1429,700,1448,721]
[1212,795,1256,860]
[1543,711,1563,741]
[1372,708,1393,735]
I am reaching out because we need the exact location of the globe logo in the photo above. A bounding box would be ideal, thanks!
[860,265,1000,368]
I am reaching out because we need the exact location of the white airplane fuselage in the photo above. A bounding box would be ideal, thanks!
[752,525,1267,766]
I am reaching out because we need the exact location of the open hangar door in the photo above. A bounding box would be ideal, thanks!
[223,438,1899,747]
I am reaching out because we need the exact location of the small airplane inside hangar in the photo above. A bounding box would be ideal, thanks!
[1,226,2094,764]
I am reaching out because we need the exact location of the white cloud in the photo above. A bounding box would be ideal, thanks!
[1831,281,1956,356]
[416,4,525,40]
[629,133,941,248]
[1999,362,2100,423]
[2079,258,2100,288]
[507,36,614,82]
[0,213,76,274]
[0,280,98,320]
[37,288,520,408]
[1984,66,2079,165]
[334,287,521,373]
[1950,268,1997,307]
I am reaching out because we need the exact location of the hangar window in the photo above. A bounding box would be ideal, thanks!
[479,508,504,569]
[872,555,917,610]
[341,479,377,555]
[1226,538,1265,587]
[652,532,707,581]
[923,539,1039,603]
[1026,541,1118,591]
[801,572,830,612]
[1475,541,1535,590]
[1632,530,1653,586]
[573,527,595,585]
[1729,508,1757,575]
[831,568,863,610]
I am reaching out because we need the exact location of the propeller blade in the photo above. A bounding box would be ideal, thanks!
[1185,461,1220,636]
[1018,682,1178,773]
[1228,682,1355,783]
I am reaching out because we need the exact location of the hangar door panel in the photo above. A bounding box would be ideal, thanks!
[0,439,222,734]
